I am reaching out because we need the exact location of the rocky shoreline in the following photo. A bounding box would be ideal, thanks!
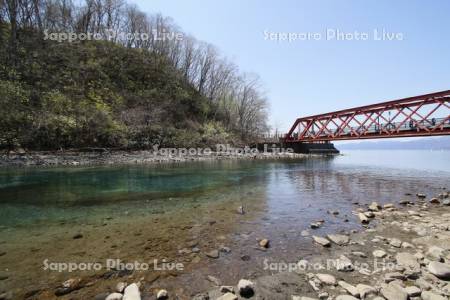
[77,190,450,300]
[0,150,311,168]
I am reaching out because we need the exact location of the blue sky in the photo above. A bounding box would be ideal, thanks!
[131,0,450,132]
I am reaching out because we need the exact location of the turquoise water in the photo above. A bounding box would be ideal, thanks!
[0,150,449,229]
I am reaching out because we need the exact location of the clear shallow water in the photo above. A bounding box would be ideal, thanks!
[0,150,449,228]
[0,150,449,298]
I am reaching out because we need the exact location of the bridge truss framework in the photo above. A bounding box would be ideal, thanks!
[285,90,450,142]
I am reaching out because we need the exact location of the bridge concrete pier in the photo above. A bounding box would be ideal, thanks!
[284,142,340,154]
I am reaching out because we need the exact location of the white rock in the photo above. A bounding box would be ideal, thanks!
[237,279,254,296]
[217,292,238,300]
[404,286,421,297]
[335,296,358,300]
[395,252,420,270]
[219,286,234,293]
[336,255,354,272]
[156,289,168,300]
[421,291,447,300]
[351,251,367,258]
[356,284,377,298]
[389,238,402,248]
[427,261,450,279]
[116,282,126,293]
[426,246,445,261]
[123,283,141,300]
[338,281,359,297]
[327,234,349,245]
[312,236,331,247]
[373,249,387,258]
[358,213,369,224]
[316,273,336,285]
[381,282,407,300]
[106,293,123,300]
[369,202,381,211]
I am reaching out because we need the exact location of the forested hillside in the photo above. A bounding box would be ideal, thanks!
[0,0,269,150]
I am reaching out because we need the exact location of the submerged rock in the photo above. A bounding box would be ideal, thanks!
[369,202,381,211]
[327,234,349,246]
[205,250,219,259]
[312,236,331,247]
[259,239,270,248]
[358,213,369,224]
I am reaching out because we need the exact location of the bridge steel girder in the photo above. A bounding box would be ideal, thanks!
[285,90,450,142]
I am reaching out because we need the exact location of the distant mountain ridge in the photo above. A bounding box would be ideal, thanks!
[336,136,450,150]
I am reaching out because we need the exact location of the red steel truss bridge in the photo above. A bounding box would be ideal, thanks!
[285,90,450,142]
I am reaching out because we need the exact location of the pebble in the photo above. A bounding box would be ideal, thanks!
[364,211,375,218]
[327,234,349,245]
[384,272,406,282]
[421,291,447,300]
[156,289,168,300]
[338,281,359,297]
[358,213,369,224]
[356,284,377,298]
[217,292,237,300]
[373,249,387,258]
[429,198,441,204]
[116,282,126,293]
[381,282,408,300]
[316,273,336,285]
[426,246,445,261]
[369,202,381,211]
[106,293,123,300]
[427,261,450,279]
[205,250,219,259]
[389,238,402,248]
[259,239,270,248]
[219,286,234,293]
[310,222,322,229]
[206,275,221,286]
[351,251,367,258]
[312,236,331,247]
[72,233,83,239]
[335,255,354,272]
[335,296,358,300]
[395,252,420,270]
[404,286,421,297]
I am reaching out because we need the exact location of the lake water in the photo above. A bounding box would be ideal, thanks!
[0,150,449,298]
